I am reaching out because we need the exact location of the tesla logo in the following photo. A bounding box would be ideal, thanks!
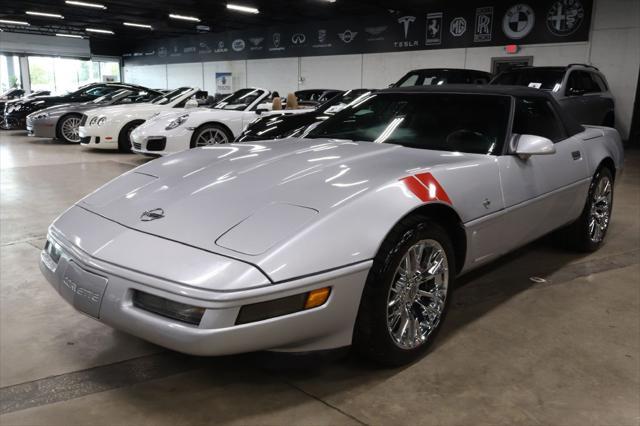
[291,33,306,44]
[140,208,165,221]
[397,16,416,38]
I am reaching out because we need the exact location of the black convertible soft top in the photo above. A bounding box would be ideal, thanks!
[380,84,584,137]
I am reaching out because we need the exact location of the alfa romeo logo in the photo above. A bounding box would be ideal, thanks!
[547,0,584,36]
[503,4,535,39]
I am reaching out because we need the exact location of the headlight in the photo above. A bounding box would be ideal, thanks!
[33,112,49,120]
[14,104,22,111]
[166,113,189,130]
[89,117,98,126]
[97,117,107,126]
[6,105,14,113]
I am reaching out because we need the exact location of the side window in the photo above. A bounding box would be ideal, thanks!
[84,86,114,97]
[567,71,599,95]
[592,73,608,91]
[513,97,566,142]
[397,74,420,87]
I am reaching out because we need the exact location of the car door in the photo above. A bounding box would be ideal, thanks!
[496,96,590,251]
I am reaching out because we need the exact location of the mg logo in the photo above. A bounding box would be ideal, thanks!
[450,17,467,36]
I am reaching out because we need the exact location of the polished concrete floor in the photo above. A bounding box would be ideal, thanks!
[0,130,638,426]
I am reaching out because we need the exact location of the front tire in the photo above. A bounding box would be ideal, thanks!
[354,217,455,367]
[57,114,82,143]
[118,121,143,153]
[561,167,614,252]
[190,124,233,148]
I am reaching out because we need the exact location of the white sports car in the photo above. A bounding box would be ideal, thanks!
[78,87,206,152]
[130,88,311,156]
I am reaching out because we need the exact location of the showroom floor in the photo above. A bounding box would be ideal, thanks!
[0,130,638,426]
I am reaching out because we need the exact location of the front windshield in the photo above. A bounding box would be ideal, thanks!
[306,93,511,155]
[152,87,192,105]
[317,90,373,115]
[91,89,132,104]
[491,69,565,91]
[213,88,265,110]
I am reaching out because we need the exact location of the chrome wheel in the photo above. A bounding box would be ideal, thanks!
[386,239,449,350]
[588,175,612,243]
[61,116,81,142]
[195,127,229,147]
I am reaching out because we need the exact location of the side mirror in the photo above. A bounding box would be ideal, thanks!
[255,107,270,115]
[514,134,556,160]
[184,99,199,109]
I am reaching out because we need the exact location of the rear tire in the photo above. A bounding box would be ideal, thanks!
[118,121,143,153]
[56,114,82,143]
[353,217,455,367]
[189,123,233,149]
[558,167,614,252]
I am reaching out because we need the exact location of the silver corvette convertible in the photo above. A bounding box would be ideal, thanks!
[40,86,623,366]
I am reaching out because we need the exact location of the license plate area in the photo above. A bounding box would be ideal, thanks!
[61,261,108,318]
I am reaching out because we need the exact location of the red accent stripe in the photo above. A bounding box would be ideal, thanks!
[400,172,452,205]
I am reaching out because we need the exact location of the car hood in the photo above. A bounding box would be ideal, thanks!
[19,95,68,106]
[78,139,481,261]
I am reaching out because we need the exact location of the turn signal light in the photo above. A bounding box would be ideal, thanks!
[305,287,331,309]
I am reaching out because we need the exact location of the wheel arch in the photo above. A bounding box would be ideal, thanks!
[55,112,83,139]
[190,121,235,147]
[394,202,467,274]
[598,157,616,181]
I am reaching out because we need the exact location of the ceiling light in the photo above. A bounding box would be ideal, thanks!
[0,19,30,25]
[86,28,114,34]
[169,14,201,22]
[26,11,65,19]
[65,1,107,9]
[123,22,153,29]
[226,3,259,14]
[56,33,83,38]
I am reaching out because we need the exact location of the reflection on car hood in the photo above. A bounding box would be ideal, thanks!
[78,139,479,257]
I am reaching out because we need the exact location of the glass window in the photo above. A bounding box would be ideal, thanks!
[26,56,121,94]
[395,73,420,87]
[566,71,600,95]
[492,68,565,91]
[591,73,608,91]
[512,97,566,142]
[213,88,266,110]
[307,93,511,155]
[152,87,192,105]
[0,55,22,93]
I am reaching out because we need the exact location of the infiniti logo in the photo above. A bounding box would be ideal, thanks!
[291,33,306,44]
[140,208,165,221]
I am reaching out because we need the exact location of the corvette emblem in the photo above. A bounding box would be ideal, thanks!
[140,208,165,222]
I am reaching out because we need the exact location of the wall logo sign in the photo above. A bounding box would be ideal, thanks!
[365,26,387,41]
[292,33,306,44]
[215,41,228,53]
[398,16,416,38]
[338,29,357,43]
[232,39,245,52]
[144,50,155,56]
[450,17,467,36]
[396,16,418,47]
[183,46,196,54]
[503,4,535,39]
[249,37,264,47]
[198,42,211,54]
[547,0,584,36]
[313,29,332,48]
[426,12,443,45]
[273,33,281,48]
[474,7,493,42]
[158,47,167,57]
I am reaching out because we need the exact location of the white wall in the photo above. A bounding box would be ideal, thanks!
[124,0,639,138]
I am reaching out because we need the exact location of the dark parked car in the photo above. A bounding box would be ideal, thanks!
[0,90,50,129]
[2,83,152,130]
[490,64,615,127]
[236,89,375,142]
[392,68,492,87]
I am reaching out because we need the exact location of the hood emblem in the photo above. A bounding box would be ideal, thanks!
[140,208,165,222]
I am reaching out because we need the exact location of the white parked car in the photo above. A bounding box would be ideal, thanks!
[130,88,310,156]
[78,87,206,152]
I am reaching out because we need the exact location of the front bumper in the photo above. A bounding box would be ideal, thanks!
[26,117,57,138]
[131,127,191,156]
[1,113,26,130]
[79,126,117,149]
[40,209,369,355]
